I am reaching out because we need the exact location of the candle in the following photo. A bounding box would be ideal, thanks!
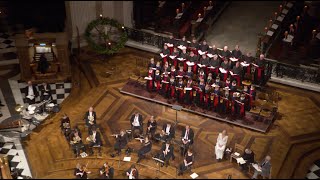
[279,5,283,13]
[204,7,207,16]
[274,12,278,19]
[182,3,185,11]
[304,6,308,14]
[176,8,179,14]
[198,13,201,18]
[289,24,294,33]
[264,27,268,34]
[312,30,317,38]
[269,19,273,28]
[296,16,300,21]
[209,1,212,6]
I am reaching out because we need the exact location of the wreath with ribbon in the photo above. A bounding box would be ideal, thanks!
[84,17,128,55]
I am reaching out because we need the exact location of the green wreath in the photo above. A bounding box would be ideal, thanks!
[84,17,128,55]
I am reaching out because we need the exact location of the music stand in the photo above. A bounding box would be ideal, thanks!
[152,157,164,179]
[172,105,182,125]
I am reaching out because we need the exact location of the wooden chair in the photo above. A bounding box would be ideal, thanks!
[230,143,245,163]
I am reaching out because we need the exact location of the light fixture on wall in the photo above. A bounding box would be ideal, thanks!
[100,14,103,17]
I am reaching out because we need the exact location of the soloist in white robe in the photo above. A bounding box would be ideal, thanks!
[215,133,228,159]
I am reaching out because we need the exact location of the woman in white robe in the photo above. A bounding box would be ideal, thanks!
[215,130,228,160]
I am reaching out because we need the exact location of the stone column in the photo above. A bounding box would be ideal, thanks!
[123,1,133,28]
[15,34,32,81]
[56,33,71,77]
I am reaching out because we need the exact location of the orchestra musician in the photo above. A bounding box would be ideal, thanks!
[160,123,175,141]
[136,136,152,163]
[126,164,139,179]
[24,81,39,105]
[180,125,194,157]
[39,82,52,101]
[60,113,71,141]
[74,163,91,179]
[113,130,128,156]
[130,112,143,137]
[87,126,102,156]
[69,128,86,158]
[159,140,175,167]
[99,162,114,179]
[146,116,157,139]
[177,148,194,176]
[84,107,97,131]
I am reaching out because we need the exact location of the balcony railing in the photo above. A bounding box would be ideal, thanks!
[125,27,320,85]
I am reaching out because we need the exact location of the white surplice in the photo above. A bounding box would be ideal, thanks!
[215,133,228,159]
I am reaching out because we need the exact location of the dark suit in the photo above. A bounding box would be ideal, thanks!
[240,151,255,171]
[60,117,71,140]
[130,114,143,135]
[114,134,128,154]
[39,84,52,101]
[180,128,194,156]
[160,143,175,166]
[84,111,97,130]
[162,124,175,141]
[24,85,39,104]
[88,130,102,155]
[137,141,152,161]
[146,120,157,138]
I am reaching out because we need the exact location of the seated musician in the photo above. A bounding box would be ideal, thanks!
[253,54,266,85]
[146,115,157,139]
[148,58,156,69]
[176,77,185,103]
[208,44,219,55]
[188,51,199,74]
[240,148,255,172]
[208,54,220,78]
[99,162,114,179]
[231,62,243,86]
[74,163,91,179]
[126,164,139,179]
[184,78,194,105]
[37,54,50,74]
[161,123,175,141]
[39,82,52,101]
[87,126,102,156]
[180,125,194,156]
[130,112,143,136]
[113,130,128,156]
[220,58,231,81]
[159,140,175,167]
[219,46,231,59]
[198,40,209,53]
[136,136,152,163]
[231,45,242,59]
[84,107,97,131]
[69,128,86,158]
[60,113,71,140]
[177,148,194,176]
[24,81,39,105]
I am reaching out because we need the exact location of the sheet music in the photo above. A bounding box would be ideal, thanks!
[207,53,214,58]
[162,81,169,84]
[160,53,167,58]
[267,30,274,36]
[252,163,262,172]
[178,45,187,50]
[184,87,192,91]
[286,2,293,8]
[177,58,186,61]
[190,173,199,179]
[219,68,227,73]
[175,13,183,19]
[234,152,240,156]
[282,8,288,15]
[80,152,88,158]
[26,95,35,100]
[218,54,223,58]
[277,16,284,22]
[144,77,152,80]
[166,43,174,47]
[197,64,206,67]
[252,63,259,67]
[316,33,320,40]
[230,71,237,76]
[230,57,239,62]
[236,157,246,164]
[206,6,213,10]
[196,18,203,23]
[240,62,250,67]
[187,62,195,66]
[169,55,176,59]
[271,24,278,30]
[152,68,157,70]
[198,50,206,55]
[176,75,183,78]
[187,41,191,44]
[123,157,131,162]
[208,66,216,69]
